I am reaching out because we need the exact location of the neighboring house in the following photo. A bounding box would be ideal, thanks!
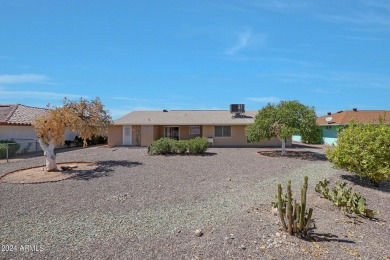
[108,107,292,147]
[317,109,390,145]
[0,104,77,153]
[293,109,390,145]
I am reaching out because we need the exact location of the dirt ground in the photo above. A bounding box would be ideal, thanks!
[0,146,389,259]
[0,162,97,184]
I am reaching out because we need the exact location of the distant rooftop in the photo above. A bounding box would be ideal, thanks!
[0,104,48,126]
[317,109,390,125]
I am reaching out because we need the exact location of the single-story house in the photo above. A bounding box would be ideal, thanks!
[293,109,390,145]
[108,109,291,147]
[0,104,77,153]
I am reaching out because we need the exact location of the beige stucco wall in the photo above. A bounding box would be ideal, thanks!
[108,125,123,147]
[179,125,201,140]
[141,125,154,146]
[202,125,291,147]
[133,125,141,146]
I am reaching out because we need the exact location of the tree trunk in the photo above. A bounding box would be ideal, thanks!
[38,139,58,172]
[280,138,287,156]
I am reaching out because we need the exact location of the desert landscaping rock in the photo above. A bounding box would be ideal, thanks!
[0,146,389,259]
[195,229,203,237]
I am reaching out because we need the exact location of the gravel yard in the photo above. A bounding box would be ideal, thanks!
[0,146,389,259]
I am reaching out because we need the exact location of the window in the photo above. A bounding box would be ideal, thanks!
[164,126,179,140]
[189,126,200,135]
[215,126,231,137]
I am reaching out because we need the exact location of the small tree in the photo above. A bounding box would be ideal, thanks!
[326,119,390,186]
[34,97,112,171]
[246,101,318,155]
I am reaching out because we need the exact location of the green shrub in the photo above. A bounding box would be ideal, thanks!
[148,137,208,155]
[173,140,188,154]
[188,137,209,155]
[326,119,390,186]
[315,179,375,218]
[148,138,175,155]
[0,140,21,159]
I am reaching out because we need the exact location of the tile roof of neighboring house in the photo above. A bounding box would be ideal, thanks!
[114,110,258,126]
[0,104,48,126]
[317,110,390,125]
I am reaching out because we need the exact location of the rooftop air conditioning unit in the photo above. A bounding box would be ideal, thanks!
[230,104,245,113]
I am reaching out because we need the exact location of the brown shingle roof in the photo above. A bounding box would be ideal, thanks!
[0,104,48,126]
[114,110,258,125]
[317,110,390,125]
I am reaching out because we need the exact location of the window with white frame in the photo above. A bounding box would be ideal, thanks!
[189,126,200,135]
[215,126,231,137]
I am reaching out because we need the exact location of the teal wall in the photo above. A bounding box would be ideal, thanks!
[292,135,301,142]
[292,126,339,145]
[321,125,339,145]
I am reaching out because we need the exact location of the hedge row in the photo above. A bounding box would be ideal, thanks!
[148,137,209,155]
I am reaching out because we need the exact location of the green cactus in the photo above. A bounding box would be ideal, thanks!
[315,179,376,218]
[274,176,314,237]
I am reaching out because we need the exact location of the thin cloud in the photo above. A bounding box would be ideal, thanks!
[308,88,340,94]
[319,13,390,29]
[226,30,253,55]
[108,96,149,102]
[249,0,308,12]
[0,89,87,100]
[225,29,266,55]
[0,74,49,85]
[246,97,281,103]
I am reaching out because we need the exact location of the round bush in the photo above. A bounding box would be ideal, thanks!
[326,120,390,185]
[0,140,21,159]
[188,137,209,155]
[148,138,175,155]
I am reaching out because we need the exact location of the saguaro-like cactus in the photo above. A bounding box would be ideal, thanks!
[275,176,313,237]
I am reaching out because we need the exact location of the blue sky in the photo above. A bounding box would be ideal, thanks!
[1,0,390,119]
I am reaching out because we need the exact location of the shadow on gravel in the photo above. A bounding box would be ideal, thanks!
[341,175,390,193]
[158,152,217,157]
[292,143,324,150]
[258,151,327,161]
[72,160,143,181]
[308,232,355,244]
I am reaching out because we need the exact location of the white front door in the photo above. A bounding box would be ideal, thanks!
[123,125,132,145]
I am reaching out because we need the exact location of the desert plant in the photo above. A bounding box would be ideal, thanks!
[148,138,175,155]
[188,137,208,155]
[173,140,188,154]
[272,176,313,237]
[315,179,375,218]
[0,140,21,159]
[326,119,390,186]
[148,137,209,155]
